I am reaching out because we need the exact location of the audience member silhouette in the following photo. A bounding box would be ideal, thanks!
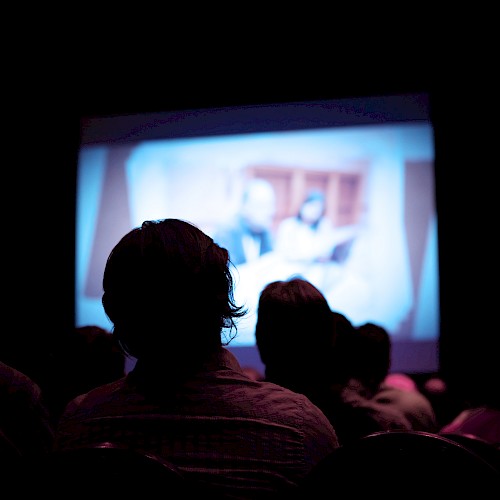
[0,360,54,461]
[338,321,438,432]
[54,219,339,499]
[46,325,126,425]
[255,277,413,446]
[255,277,335,401]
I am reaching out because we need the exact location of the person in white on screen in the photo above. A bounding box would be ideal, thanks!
[275,190,336,264]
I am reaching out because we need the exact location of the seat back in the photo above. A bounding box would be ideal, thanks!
[0,427,24,487]
[27,442,202,498]
[297,430,500,498]
[440,431,500,473]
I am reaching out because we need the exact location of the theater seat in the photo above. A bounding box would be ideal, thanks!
[296,430,500,498]
[25,442,204,498]
[440,431,500,473]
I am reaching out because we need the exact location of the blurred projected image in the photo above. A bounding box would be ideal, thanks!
[76,123,438,353]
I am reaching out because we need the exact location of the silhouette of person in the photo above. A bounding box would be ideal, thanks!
[47,325,126,425]
[0,360,54,459]
[54,219,339,498]
[255,278,414,445]
[339,322,438,432]
[273,190,358,295]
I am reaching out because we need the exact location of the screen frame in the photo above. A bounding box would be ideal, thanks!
[76,92,440,375]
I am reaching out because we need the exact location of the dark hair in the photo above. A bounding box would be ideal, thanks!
[330,310,357,385]
[255,277,334,386]
[297,190,326,229]
[102,219,246,361]
[69,325,125,388]
[350,322,391,390]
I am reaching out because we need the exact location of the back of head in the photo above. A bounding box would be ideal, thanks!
[49,325,126,422]
[255,277,334,388]
[67,326,125,392]
[330,310,356,385]
[102,219,245,366]
[351,322,391,390]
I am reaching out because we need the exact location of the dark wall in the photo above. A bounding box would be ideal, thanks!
[431,82,498,404]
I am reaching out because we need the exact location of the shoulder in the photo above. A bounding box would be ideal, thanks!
[0,361,44,402]
[252,380,340,459]
[253,380,338,433]
[375,384,434,409]
[360,399,413,431]
[59,378,127,418]
[215,355,338,442]
[0,360,34,386]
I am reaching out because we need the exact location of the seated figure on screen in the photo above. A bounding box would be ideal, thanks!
[54,218,339,498]
[212,177,276,265]
[275,190,337,264]
[274,190,357,293]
